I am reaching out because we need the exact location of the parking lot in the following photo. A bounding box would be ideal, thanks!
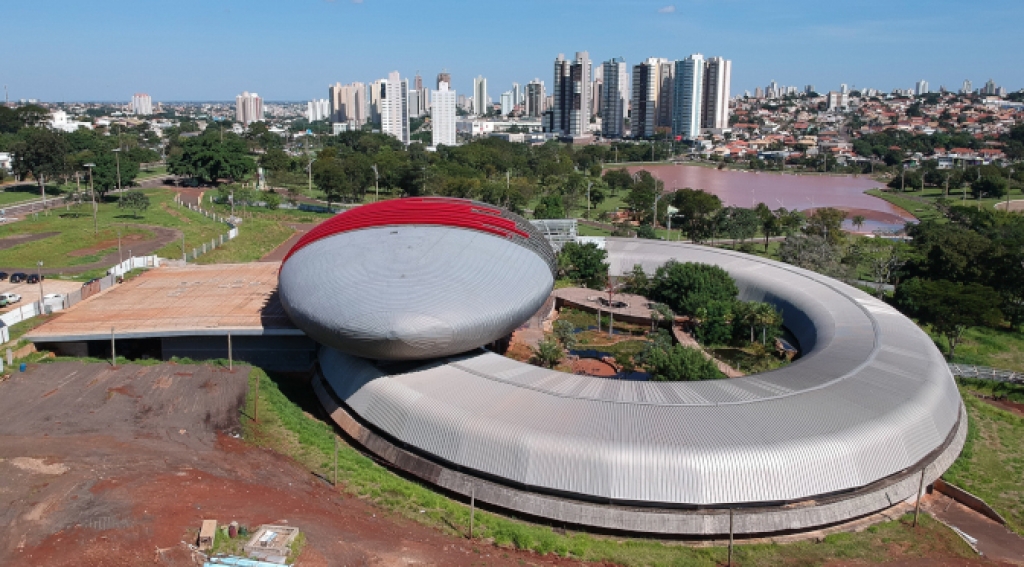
[0,277,84,313]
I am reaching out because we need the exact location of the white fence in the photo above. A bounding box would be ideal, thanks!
[108,255,161,278]
[173,195,239,262]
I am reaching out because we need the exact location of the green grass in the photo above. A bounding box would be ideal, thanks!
[0,190,226,270]
[136,165,168,179]
[923,325,1024,373]
[193,217,295,264]
[242,366,980,566]
[0,188,306,268]
[576,224,613,237]
[0,183,66,206]
[944,391,1024,534]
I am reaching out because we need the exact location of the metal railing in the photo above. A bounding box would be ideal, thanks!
[949,363,1024,384]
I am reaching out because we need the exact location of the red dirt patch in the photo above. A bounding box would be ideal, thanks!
[0,231,60,251]
[572,357,618,377]
[67,233,148,257]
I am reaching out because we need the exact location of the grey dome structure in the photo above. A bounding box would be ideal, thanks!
[284,201,964,536]
[279,198,556,361]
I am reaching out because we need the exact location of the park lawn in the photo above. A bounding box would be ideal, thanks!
[194,217,296,264]
[0,183,67,207]
[944,391,1024,535]
[245,366,980,566]
[0,189,226,270]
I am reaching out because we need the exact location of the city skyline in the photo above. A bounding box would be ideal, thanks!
[3,0,1023,102]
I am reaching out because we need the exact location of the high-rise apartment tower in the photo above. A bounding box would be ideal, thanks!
[525,80,545,118]
[701,57,731,129]
[600,58,628,138]
[380,71,409,144]
[131,93,152,116]
[551,51,592,137]
[672,54,704,139]
[432,81,457,147]
[473,76,488,116]
[235,91,263,125]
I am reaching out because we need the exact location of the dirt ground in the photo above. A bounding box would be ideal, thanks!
[0,361,599,567]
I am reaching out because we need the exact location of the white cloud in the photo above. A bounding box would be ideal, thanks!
[657,5,675,13]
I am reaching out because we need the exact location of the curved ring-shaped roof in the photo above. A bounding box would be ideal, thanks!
[319,239,963,506]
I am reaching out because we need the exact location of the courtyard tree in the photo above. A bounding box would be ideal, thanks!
[649,260,738,316]
[557,241,609,289]
[646,344,723,381]
[532,337,564,369]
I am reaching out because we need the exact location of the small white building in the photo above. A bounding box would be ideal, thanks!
[49,111,92,132]
[0,152,12,172]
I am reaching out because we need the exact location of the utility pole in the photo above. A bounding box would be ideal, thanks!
[587,181,592,217]
[112,148,122,194]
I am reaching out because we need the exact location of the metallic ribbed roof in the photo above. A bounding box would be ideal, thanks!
[280,223,554,361]
[319,239,962,506]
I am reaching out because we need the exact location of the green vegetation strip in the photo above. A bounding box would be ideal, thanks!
[243,367,980,566]
[944,390,1024,534]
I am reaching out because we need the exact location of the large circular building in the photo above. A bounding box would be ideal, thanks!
[279,198,965,536]
[279,198,556,360]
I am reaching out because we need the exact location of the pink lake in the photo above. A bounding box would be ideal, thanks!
[625,164,916,233]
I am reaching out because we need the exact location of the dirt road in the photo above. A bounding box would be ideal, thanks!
[0,362,593,567]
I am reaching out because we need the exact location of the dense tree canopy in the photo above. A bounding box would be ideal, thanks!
[649,261,738,316]
[896,278,1002,359]
[167,130,255,184]
[557,242,609,289]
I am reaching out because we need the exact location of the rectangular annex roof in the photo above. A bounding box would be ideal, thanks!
[26,263,299,342]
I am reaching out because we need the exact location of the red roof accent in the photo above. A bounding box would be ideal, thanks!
[282,197,529,264]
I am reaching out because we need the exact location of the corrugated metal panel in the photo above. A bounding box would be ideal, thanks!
[317,239,962,506]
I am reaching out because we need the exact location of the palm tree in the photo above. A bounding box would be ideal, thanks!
[753,303,782,345]
[852,214,866,232]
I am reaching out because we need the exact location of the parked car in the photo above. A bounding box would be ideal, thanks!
[0,292,22,304]
[42,293,63,302]
[9,273,27,283]
[0,272,8,281]
[26,274,45,284]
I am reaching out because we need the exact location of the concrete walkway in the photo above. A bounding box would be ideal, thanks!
[923,493,1024,565]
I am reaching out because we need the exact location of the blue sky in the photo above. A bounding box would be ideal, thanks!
[3,0,1022,102]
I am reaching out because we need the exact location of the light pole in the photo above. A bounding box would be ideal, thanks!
[587,181,592,217]
[371,164,380,202]
[36,261,44,307]
[84,162,97,235]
